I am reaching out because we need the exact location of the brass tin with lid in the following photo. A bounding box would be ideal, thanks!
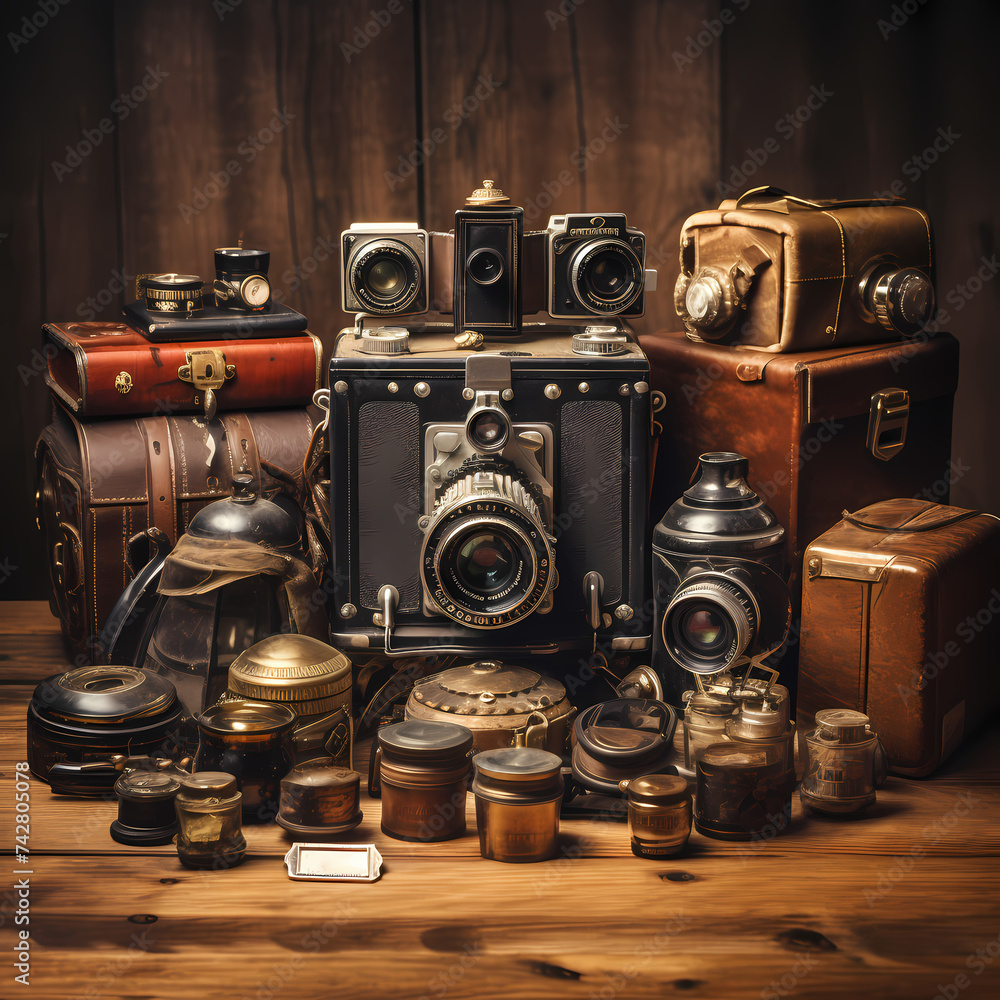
[472,747,564,863]
[405,661,575,755]
[228,635,353,766]
[372,721,474,843]
[174,771,246,868]
[196,701,296,820]
[619,774,692,858]
[277,761,363,836]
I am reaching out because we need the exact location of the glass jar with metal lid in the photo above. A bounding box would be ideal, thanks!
[227,635,353,767]
[800,709,888,815]
[682,690,737,773]
[405,660,575,756]
[472,748,564,863]
[618,774,692,858]
[175,771,246,869]
[27,665,182,796]
[371,721,474,842]
[195,701,296,821]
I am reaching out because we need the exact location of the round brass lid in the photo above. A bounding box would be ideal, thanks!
[465,179,509,205]
[177,771,238,801]
[199,700,297,736]
[40,666,177,723]
[814,708,871,742]
[379,720,474,757]
[625,774,688,805]
[228,635,352,704]
[409,661,567,717]
[280,762,361,792]
[474,747,562,781]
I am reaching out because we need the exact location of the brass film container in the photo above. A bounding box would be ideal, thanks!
[619,774,692,859]
[373,721,473,842]
[472,748,563,863]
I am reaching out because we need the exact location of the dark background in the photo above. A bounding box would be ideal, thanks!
[2,0,997,601]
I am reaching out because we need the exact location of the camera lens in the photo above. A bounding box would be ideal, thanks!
[467,409,509,451]
[349,239,422,314]
[662,575,759,674]
[570,239,643,314]
[421,472,554,629]
[467,248,505,285]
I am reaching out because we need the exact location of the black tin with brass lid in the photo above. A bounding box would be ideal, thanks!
[174,771,246,869]
[138,273,204,314]
[472,747,564,863]
[371,720,474,843]
[27,665,182,795]
[618,774,692,858]
[277,760,363,836]
[110,770,182,846]
[195,701,296,821]
[228,635,353,766]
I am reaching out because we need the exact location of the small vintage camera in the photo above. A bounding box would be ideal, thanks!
[673,187,935,351]
[340,182,656,331]
[546,213,652,320]
[327,323,653,657]
[652,452,791,706]
[213,246,271,312]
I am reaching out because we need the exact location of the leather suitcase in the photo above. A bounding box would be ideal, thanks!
[797,500,1000,776]
[641,331,959,606]
[35,401,315,659]
[673,187,934,352]
[43,321,323,418]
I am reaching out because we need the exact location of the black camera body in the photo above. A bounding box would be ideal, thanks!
[652,452,791,706]
[327,324,653,658]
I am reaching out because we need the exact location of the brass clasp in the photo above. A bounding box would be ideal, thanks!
[177,349,235,420]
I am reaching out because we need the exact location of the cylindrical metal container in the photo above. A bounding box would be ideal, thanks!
[195,701,296,821]
[228,635,354,767]
[373,721,473,843]
[472,748,564,863]
[619,774,692,858]
[725,699,796,779]
[682,691,736,772]
[800,709,886,815]
[695,742,789,841]
[110,770,182,846]
[277,760,363,836]
[175,771,246,869]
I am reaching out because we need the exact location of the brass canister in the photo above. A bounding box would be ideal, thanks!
[619,774,692,858]
[472,748,564,863]
[227,635,353,767]
[800,709,887,814]
[372,721,473,842]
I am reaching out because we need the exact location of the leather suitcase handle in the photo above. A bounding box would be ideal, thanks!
[139,417,177,544]
[842,505,983,533]
[734,185,904,212]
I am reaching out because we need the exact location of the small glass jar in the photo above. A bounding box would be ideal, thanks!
[683,691,736,771]
[800,709,887,815]
[372,721,473,843]
[195,701,296,822]
[175,772,247,869]
[619,774,692,858]
[472,748,564,863]
[725,698,796,793]
[695,742,789,841]
[110,770,182,846]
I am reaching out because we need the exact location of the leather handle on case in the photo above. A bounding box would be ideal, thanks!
[734,185,904,211]
[139,417,177,544]
[841,505,981,533]
[221,413,261,495]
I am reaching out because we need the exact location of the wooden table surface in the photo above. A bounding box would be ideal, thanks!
[2,601,999,1000]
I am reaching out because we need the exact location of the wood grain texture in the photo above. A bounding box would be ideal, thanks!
[418,0,720,337]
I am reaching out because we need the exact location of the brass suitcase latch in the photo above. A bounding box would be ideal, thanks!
[867,388,909,462]
[177,349,236,420]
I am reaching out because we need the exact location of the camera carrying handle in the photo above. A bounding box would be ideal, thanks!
[733,185,905,212]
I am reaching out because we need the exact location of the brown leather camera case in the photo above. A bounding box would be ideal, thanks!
[35,401,315,659]
[641,331,959,598]
[676,189,933,352]
[797,500,1000,776]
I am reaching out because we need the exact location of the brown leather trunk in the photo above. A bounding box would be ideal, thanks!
[35,401,315,660]
[641,332,959,608]
[797,500,1000,776]
[43,321,323,417]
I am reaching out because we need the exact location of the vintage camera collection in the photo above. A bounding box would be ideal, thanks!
[30,180,999,876]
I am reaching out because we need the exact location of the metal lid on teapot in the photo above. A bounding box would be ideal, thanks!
[408,660,566,717]
[186,474,300,550]
[35,665,178,724]
[198,700,297,737]
[228,635,352,708]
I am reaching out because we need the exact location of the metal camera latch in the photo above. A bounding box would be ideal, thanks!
[177,348,236,420]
